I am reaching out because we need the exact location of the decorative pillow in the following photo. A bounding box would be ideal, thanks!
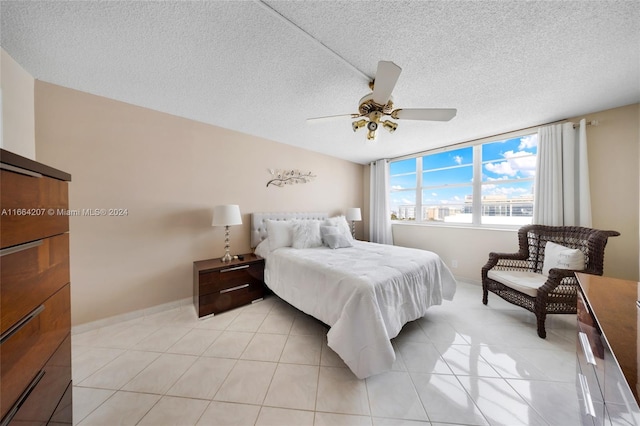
[542,241,586,275]
[320,225,353,249]
[292,220,323,249]
[254,238,271,258]
[266,220,293,251]
[323,215,353,241]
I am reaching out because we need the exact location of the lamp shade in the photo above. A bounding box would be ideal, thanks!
[212,204,242,227]
[345,208,362,222]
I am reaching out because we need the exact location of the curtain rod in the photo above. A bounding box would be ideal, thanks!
[391,118,598,162]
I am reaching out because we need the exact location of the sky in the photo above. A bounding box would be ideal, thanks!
[389,134,538,216]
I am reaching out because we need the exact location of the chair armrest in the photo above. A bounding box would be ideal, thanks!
[538,268,580,294]
[482,252,529,279]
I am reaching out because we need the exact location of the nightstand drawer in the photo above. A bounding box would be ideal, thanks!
[199,281,264,316]
[199,263,264,296]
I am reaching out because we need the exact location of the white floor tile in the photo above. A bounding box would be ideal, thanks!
[196,401,260,426]
[166,328,222,355]
[316,366,369,415]
[137,395,209,425]
[214,359,277,404]
[70,281,584,426]
[78,350,159,390]
[72,387,115,424]
[166,356,236,399]
[457,376,548,425]
[279,334,322,365]
[240,333,287,362]
[77,391,160,425]
[121,353,197,394]
[366,371,428,421]
[255,406,315,426]
[411,372,489,425]
[263,363,318,410]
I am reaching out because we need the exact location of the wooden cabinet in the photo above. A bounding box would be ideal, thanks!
[576,273,640,425]
[0,149,72,425]
[193,254,265,318]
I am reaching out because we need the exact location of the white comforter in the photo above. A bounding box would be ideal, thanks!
[256,241,457,379]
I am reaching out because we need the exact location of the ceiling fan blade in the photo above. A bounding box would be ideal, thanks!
[306,113,360,123]
[392,108,457,121]
[371,61,402,105]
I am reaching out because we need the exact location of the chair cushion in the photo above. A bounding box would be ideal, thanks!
[487,270,548,297]
[542,241,585,276]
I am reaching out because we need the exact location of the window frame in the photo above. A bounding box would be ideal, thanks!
[389,133,537,228]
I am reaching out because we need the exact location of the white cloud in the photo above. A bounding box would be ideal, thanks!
[519,134,538,150]
[392,185,404,190]
[484,150,536,177]
[453,155,463,165]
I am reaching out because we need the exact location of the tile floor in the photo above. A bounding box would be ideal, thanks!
[71,281,581,425]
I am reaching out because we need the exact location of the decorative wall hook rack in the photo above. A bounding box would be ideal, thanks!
[267,169,316,187]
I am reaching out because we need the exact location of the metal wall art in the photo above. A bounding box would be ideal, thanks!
[266,169,316,187]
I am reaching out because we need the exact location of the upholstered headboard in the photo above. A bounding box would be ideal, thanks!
[250,212,328,248]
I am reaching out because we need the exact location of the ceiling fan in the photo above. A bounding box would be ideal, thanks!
[308,61,457,141]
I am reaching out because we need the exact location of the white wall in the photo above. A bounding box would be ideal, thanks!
[0,48,35,159]
[34,81,365,326]
[392,103,640,283]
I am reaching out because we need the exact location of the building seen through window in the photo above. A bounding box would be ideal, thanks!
[389,134,537,226]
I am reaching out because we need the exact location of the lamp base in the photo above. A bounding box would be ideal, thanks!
[221,252,233,263]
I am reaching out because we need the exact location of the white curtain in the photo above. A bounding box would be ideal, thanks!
[533,119,592,226]
[369,159,393,244]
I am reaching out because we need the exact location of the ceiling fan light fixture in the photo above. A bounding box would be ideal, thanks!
[367,128,377,141]
[352,119,367,132]
[382,120,398,133]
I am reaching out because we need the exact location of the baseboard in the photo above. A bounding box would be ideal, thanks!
[71,297,193,335]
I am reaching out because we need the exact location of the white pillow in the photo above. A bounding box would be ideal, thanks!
[266,220,293,251]
[320,225,353,249]
[292,220,323,249]
[254,238,271,258]
[323,215,353,241]
[542,241,586,276]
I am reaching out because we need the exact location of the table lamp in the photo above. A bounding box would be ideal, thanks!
[212,204,242,262]
[345,207,362,238]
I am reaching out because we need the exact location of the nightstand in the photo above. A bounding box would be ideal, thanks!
[193,253,265,318]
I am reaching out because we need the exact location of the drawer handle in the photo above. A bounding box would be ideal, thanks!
[578,372,596,417]
[220,284,250,294]
[220,265,250,273]
[0,240,43,257]
[0,370,46,426]
[0,304,45,345]
[578,331,597,366]
[0,162,43,178]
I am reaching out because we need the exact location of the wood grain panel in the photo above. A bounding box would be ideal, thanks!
[0,170,69,249]
[0,233,70,335]
[5,334,72,425]
[198,263,264,295]
[198,281,264,316]
[0,284,71,420]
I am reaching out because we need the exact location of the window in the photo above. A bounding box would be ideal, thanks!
[389,134,538,226]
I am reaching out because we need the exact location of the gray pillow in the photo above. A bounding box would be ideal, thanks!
[323,233,353,249]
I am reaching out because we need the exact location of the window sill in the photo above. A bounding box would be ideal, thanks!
[391,221,522,232]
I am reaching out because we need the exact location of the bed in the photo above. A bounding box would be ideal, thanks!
[251,212,457,379]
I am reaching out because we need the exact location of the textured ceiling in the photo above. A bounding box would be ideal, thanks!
[1,1,638,164]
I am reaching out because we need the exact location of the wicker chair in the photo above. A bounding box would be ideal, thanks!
[481,225,620,338]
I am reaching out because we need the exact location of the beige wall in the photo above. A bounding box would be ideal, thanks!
[34,81,364,326]
[392,103,640,283]
[1,49,35,159]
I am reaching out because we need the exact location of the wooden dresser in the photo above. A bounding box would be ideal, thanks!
[576,272,640,425]
[0,149,72,425]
